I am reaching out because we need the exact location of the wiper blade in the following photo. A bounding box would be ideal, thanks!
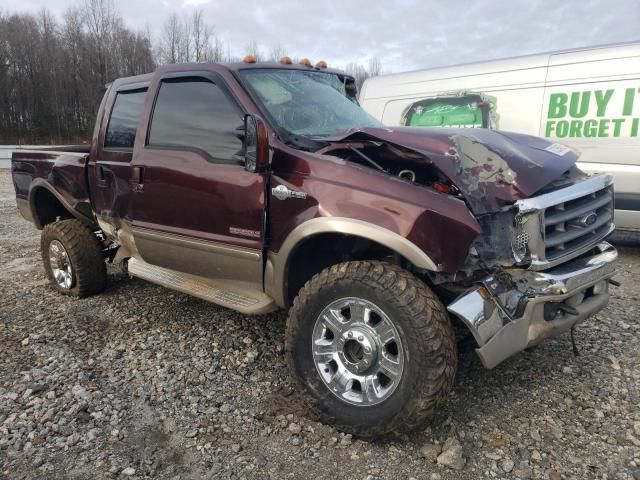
[283,133,324,151]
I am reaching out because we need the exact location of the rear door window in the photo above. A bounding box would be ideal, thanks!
[147,77,243,163]
[105,88,147,149]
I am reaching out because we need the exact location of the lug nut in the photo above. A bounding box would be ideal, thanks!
[348,332,353,338]
[358,336,364,341]
[364,347,371,353]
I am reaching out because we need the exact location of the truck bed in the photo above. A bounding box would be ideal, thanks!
[12,148,93,228]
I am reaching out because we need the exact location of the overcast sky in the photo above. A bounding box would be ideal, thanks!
[2,0,639,72]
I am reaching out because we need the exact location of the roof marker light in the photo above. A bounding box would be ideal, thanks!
[280,56,292,64]
[243,55,257,63]
[315,60,327,69]
[299,58,312,67]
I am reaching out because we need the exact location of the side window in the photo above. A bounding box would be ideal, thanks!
[105,88,147,149]
[148,77,243,163]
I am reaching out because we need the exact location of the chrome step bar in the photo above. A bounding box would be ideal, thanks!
[127,258,277,315]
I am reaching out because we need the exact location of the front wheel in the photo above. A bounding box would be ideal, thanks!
[285,261,457,438]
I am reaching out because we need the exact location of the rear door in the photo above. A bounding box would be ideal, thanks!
[90,82,148,226]
[129,71,266,286]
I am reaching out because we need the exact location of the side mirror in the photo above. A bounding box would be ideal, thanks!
[244,114,269,173]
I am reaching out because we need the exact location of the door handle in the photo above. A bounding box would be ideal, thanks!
[131,166,145,192]
[97,164,106,181]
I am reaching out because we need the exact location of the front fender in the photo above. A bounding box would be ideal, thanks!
[266,217,440,307]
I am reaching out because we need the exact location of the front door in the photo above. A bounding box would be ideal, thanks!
[129,73,266,286]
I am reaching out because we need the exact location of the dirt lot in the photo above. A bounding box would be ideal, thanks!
[1,169,639,480]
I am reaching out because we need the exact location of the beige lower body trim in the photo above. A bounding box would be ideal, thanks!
[132,227,263,287]
[266,217,439,308]
[128,257,277,315]
[264,253,281,306]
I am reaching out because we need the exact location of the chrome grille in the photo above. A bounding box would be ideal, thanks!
[514,174,614,270]
[543,187,613,261]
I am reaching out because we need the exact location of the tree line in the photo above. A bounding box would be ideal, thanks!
[0,0,383,144]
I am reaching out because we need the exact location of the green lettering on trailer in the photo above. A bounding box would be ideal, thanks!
[623,88,640,116]
[548,93,567,118]
[545,85,640,138]
[583,119,598,137]
[569,91,590,118]
[594,90,614,117]
[611,118,625,137]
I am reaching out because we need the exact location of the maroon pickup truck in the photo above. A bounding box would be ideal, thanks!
[12,58,618,437]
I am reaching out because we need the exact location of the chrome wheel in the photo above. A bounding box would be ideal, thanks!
[48,240,74,289]
[312,297,404,406]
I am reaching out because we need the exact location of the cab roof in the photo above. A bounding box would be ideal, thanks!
[111,61,353,90]
[223,61,350,78]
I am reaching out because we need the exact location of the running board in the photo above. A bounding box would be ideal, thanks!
[127,258,277,315]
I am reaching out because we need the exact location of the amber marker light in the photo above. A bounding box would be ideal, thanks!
[299,58,312,66]
[280,56,293,64]
[243,55,257,63]
[315,60,327,69]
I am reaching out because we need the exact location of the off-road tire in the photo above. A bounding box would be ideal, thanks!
[285,261,457,438]
[41,219,107,297]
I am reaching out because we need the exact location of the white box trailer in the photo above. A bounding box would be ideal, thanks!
[359,42,640,231]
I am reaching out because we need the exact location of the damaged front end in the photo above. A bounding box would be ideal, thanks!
[470,172,615,269]
[449,172,617,368]
[448,242,617,369]
[318,127,618,368]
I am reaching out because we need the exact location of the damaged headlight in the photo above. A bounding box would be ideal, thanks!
[472,209,542,269]
[511,210,545,265]
[512,212,531,262]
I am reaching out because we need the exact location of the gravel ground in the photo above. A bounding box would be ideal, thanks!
[1,169,639,480]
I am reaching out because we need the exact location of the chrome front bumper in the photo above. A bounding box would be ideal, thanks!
[448,242,617,369]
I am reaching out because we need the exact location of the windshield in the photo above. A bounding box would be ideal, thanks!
[240,69,382,139]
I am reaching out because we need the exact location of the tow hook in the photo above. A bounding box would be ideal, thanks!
[609,278,621,287]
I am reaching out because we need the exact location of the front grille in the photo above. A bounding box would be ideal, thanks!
[514,174,614,270]
[543,187,613,261]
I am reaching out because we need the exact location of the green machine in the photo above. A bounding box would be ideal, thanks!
[403,92,498,129]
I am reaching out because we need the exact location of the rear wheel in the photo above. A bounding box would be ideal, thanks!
[286,261,457,438]
[41,219,107,297]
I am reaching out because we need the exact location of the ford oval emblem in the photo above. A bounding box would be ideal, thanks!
[580,212,598,226]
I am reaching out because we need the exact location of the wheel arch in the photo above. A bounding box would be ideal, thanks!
[28,179,93,229]
[266,217,439,308]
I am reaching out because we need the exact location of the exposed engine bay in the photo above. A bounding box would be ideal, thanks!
[318,139,614,297]
[317,141,462,196]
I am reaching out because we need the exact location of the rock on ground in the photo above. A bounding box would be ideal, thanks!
[436,437,466,470]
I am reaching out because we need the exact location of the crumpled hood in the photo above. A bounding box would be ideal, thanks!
[323,127,579,214]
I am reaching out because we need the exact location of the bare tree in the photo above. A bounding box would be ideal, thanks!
[0,0,385,145]
[82,0,121,84]
[268,44,286,62]
[179,14,191,63]
[0,2,155,144]
[345,62,368,92]
[244,40,262,61]
[209,34,225,62]
[158,13,182,64]
[368,56,383,77]
[157,9,221,64]
[191,10,209,62]
[345,57,384,94]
